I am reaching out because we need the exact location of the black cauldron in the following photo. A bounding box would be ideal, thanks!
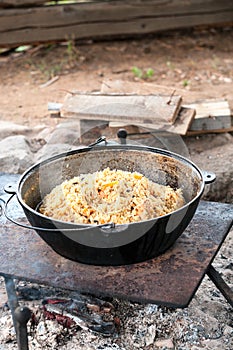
[3,142,215,266]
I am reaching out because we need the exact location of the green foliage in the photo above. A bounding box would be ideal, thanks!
[36,62,62,79]
[66,39,78,60]
[132,66,154,80]
[132,66,143,79]
[23,40,81,83]
[182,79,189,87]
[145,68,154,78]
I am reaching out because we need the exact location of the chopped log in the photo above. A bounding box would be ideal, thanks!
[0,0,233,46]
[61,92,182,130]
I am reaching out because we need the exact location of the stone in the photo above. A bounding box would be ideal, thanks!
[35,126,55,142]
[0,120,46,141]
[80,119,108,136]
[0,135,34,173]
[223,325,233,335]
[0,120,30,140]
[154,338,174,348]
[145,324,156,346]
[200,338,228,349]
[35,143,82,162]
[185,132,233,155]
[191,142,233,203]
[47,125,81,146]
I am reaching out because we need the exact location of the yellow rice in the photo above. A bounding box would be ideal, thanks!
[39,167,185,225]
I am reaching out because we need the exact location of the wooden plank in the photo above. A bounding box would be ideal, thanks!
[109,107,196,136]
[0,0,46,7]
[185,99,232,131]
[61,92,182,127]
[0,0,233,46]
[101,80,195,135]
[164,107,196,135]
[187,125,233,136]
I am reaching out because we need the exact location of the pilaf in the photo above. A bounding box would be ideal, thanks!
[39,167,185,225]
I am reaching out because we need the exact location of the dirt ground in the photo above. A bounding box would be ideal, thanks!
[0,25,233,129]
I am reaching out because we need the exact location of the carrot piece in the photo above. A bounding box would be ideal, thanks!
[134,174,143,180]
[102,181,118,189]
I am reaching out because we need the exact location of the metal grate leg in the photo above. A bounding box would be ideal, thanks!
[4,276,31,350]
[207,264,233,308]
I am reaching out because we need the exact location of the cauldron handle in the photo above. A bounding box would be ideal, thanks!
[88,136,107,147]
[0,192,117,233]
[202,171,216,184]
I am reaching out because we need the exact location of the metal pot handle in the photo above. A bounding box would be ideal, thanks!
[202,171,216,184]
[0,192,120,233]
[88,136,107,147]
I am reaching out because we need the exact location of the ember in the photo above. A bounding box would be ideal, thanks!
[42,297,117,336]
